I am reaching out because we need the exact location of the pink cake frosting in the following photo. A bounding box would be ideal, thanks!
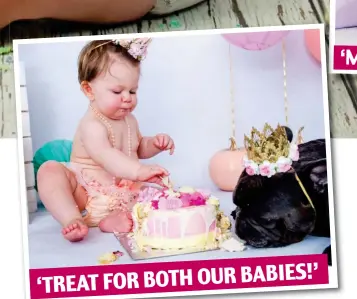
[137,186,212,210]
[132,186,228,251]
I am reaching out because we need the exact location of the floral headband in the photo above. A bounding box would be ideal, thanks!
[243,123,303,178]
[242,123,315,212]
[94,38,152,61]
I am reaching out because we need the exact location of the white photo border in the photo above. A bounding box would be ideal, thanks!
[12,23,338,299]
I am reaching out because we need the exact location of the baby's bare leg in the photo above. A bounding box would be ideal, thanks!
[37,161,89,242]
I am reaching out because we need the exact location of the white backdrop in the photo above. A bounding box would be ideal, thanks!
[18,30,326,188]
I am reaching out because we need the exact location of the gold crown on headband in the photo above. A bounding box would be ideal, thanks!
[244,123,303,164]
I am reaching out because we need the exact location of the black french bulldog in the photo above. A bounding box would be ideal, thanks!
[231,127,332,265]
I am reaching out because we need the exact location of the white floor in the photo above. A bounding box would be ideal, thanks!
[27,190,331,269]
[334,28,357,45]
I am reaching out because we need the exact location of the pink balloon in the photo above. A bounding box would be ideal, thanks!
[304,29,321,63]
[222,31,290,50]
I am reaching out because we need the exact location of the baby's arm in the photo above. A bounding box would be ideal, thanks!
[133,117,161,159]
[80,119,142,180]
[138,134,162,159]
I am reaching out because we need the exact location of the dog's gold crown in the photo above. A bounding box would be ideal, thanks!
[244,123,303,164]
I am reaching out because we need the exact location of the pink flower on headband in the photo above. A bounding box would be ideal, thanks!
[243,156,259,176]
[246,165,257,176]
[112,38,151,61]
[259,161,276,178]
[276,157,292,173]
[243,144,298,177]
[117,39,130,48]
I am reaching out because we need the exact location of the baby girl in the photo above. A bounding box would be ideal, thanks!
[37,38,174,242]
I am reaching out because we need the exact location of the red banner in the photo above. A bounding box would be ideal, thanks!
[29,254,329,299]
[334,45,357,71]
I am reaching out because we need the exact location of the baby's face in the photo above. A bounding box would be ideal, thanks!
[89,56,140,120]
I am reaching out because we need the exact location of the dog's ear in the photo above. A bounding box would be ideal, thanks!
[282,126,293,142]
[233,173,265,206]
[236,172,265,191]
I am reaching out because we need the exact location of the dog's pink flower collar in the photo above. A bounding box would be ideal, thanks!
[243,143,299,177]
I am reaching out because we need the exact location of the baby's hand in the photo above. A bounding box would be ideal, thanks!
[153,134,175,155]
[136,164,169,186]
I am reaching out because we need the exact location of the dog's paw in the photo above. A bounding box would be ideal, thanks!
[322,245,332,266]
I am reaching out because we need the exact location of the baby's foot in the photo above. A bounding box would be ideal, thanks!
[99,210,133,233]
[62,219,89,242]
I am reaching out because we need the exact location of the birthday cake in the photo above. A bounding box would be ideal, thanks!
[131,185,232,252]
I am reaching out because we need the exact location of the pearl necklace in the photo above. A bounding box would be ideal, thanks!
[89,104,132,186]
